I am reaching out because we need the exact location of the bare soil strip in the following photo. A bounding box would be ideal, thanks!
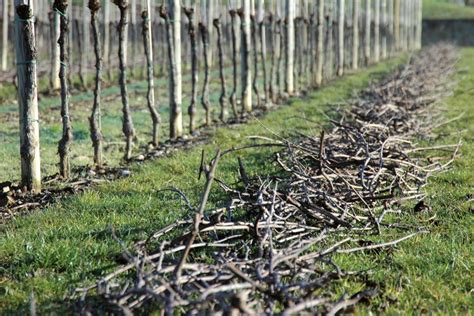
[73,44,460,314]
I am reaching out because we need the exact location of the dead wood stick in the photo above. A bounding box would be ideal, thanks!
[174,149,221,279]
[336,231,428,254]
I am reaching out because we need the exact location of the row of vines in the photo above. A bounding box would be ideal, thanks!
[2,0,422,193]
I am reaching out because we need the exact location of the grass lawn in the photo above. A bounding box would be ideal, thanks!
[0,65,233,182]
[0,54,406,312]
[424,0,474,19]
[1,45,473,314]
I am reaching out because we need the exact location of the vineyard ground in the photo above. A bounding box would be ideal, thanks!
[423,0,474,19]
[0,65,232,182]
[1,47,472,313]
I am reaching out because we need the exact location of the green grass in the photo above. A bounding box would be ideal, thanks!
[424,0,474,19]
[353,47,473,313]
[1,45,473,314]
[0,56,408,313]
[0,64,235,182]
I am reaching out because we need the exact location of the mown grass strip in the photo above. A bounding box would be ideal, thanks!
[0,55,406,313]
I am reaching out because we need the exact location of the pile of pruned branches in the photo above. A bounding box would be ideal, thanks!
[75,44,460,314]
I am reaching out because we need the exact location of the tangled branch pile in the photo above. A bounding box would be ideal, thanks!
[77,45,460,314]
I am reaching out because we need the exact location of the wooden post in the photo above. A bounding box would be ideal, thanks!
[394,0,399,51]
[206,0,214,66]
[241,0,252,113]
[50,8,61,90]
[130,0,137,76]
[229,8,239,118]
[337,0,344,76]
[89,0,104,166]
[170,0,182,136]
[159,4,182,139]
[1,0,8,70]
[315,0,324,86]
[416,0,422,50]
[325,1,334,79]
[373,0,380,62]
[14,1,41,192]
[285,0,294,95]
[54,0,73,179]
[381,0,387,59]
[103,0,110,70]
[114,0,135,159]
[387,0,393,55]
[352,0,359,70]
[400,0,405,51]
[364,0,371,65]
[258,0,269,106]
[82,0,89,84]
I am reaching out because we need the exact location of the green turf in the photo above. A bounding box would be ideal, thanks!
[0,55,408,313]
[424,0,474,20]
[352,47,473,313]
[1,45,473,314]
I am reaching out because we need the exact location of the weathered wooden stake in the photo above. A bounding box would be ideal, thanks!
[258,0,269,106]
[169,0,183,136]
[159,4,182,140]
[14,1,41,192]
[240,0,252,113]
[269,13,277,102]
[1,0,8,70]
[352,0,359,70]
[387,0,393,55]
[229,9,239,119]
[416,0,422,50]
[285,0,294,95]
[374,0,380,63]
[364,0,371,65]
[381,0,387,59]
[74,19,86,88]
[103,0,110,70]
[394,0,400,51]
[337,0,344,76]
[89,0,103,167]
[50,9,60,90]
[315,0,324,86]
[82,0,89,85]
